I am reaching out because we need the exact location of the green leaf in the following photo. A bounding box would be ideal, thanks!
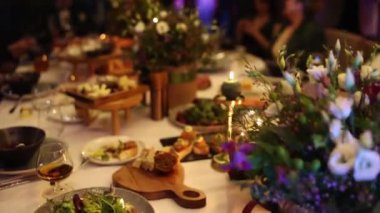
[312,134,326,148]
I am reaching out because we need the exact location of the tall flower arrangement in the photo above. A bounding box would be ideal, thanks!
[224,41,380,212]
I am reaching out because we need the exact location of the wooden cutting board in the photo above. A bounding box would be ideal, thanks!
[112,164,206,209]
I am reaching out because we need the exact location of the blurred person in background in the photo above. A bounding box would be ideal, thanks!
[359,0,380,40]
[0,0,51,74]
[236,0,280,59]
[271,0,324,71]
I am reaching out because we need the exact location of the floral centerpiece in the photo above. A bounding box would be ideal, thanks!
[132,9,211,71]
[109,0,161,37]
[223,41,380,212]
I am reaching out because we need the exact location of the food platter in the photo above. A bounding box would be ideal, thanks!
[65,85,148,106]
[168,99,226,133]
[0,138,61,175]
[34,187,154,213]
[81,136,144,165]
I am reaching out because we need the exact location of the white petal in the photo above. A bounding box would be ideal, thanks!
[360,130,374,149]
[354,149,380,181]
[329,119,342,141]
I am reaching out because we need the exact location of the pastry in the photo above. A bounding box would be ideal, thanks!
[193,136,210,156]
[132,148,155,171]
[172,138,193,160]
[180,126,197,142]
[154,151,178,173]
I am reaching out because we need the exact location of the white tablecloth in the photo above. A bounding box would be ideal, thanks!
[0,52,269,213]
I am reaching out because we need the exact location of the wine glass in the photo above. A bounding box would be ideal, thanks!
[36,141,73,198]
[32,95,64,138]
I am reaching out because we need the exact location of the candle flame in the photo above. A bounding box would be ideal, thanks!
[99,33,107,40]
[229,71,234,80]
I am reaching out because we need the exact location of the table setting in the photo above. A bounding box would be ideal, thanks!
[0,42,270,213]
[0,3,291,210]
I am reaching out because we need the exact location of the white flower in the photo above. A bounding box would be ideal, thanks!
[328,50,337,71]
[360,130,374,149]
[156,21,169,35]
[264,101,283,117]
[134,21,145,33]
[328,96,354,119]
[354,91,370,107]
[338,68,355,90]
[337,73,346,90]
[345,68,355,90]
[329,119,342,141]
[283,72,296,86]
[337,130,358,144]
[328,141,359,176]
[176,23,187,32]
[354,51,364,67]
[361,65,380,80]
[353,149,380,181]
[201,33,210,43]
[335,39,341,53]
[307,65,328,81]
[194,20,200,27]
[159,11,168,18]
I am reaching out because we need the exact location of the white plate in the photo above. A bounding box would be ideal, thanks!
[48,105,82,124]
[34,187,154,213]
[82,136,143,165]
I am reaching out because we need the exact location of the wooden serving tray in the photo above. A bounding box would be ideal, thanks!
[112,164,206,209]
[65,85,148,106]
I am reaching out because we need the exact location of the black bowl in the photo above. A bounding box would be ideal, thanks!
[5,72,41,95]
[0,126,45,166]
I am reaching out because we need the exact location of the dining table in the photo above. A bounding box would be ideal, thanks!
[0,50,271,213]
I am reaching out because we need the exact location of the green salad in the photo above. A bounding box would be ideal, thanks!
[51,192,135,213]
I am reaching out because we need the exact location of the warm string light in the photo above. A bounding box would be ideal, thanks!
[153,17,159,23]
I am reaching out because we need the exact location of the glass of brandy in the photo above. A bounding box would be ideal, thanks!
[36,141,73,198]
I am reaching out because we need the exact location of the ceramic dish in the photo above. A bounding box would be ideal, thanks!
[1,82,57,100]
[0,138,62,175]
[34,187,154,213]
[48,105,82,124]
[168,101,226,133]
[82,136,143,165]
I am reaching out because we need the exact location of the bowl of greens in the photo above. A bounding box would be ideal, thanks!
[34,187,154,213]
[169,99,226,133]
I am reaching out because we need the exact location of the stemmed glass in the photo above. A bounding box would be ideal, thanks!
[36,142,73,198]
[32,94,64,138]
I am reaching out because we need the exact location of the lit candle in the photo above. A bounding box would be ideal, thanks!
[221,71,241,100]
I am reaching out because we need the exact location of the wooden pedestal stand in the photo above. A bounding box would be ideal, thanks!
[71,85,149,135]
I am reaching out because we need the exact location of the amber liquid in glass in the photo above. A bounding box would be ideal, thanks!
[37,163,73,182]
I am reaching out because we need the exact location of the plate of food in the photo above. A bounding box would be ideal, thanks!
[82,136,143,165]
[160,126,226,162]
[34,186,154,213]
[168,99,226,133]
[64,75,148,106]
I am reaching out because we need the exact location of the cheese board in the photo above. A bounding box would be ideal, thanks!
[112,163,206,209]
[65,85,148,106]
